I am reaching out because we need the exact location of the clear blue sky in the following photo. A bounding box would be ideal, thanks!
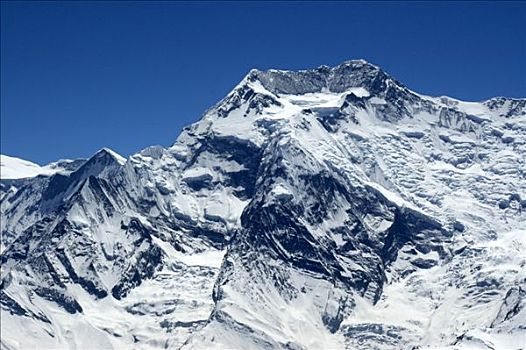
[2,1,525,164]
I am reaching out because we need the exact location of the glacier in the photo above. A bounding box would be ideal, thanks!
[0,59,525,350]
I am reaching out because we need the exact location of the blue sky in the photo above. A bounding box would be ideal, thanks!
[1,1,525,164]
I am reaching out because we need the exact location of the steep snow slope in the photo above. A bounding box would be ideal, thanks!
[1,60,525,350]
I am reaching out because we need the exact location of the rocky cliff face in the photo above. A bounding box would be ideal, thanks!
[1,60,525,350]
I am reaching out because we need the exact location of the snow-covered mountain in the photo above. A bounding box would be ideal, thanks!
[0,155,46,180]
[0,155,86,180]
[1,60,525,350]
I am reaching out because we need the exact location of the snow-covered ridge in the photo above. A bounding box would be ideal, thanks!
[0,148,125,180]
[0,154,89,180]
[249,59,525,110]
[0,155,46,179]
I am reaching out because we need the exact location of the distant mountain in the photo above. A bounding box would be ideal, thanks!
[1,154,88,180]
[1,155,45,180]
[1,60,525,350]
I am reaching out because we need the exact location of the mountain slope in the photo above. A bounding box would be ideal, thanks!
[1,60,525,350]
[0,154,86,180]
[0,155,46,180]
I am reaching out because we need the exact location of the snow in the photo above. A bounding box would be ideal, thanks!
[0,149,125,180]
[268,183,293,201]
[347,87,370,98]
[0,154,50,179]
[2,61,525,350]
[1,226,226,350]
[369,96,387,105]
[99,147,127,165]
[285,91,345,108]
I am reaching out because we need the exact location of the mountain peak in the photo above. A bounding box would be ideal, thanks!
[63,147,125,182]
[244,59,396,96]
[336,58,378,68]
[92,147,126,165]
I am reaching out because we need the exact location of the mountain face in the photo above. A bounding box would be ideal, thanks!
[1,60,525,350]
